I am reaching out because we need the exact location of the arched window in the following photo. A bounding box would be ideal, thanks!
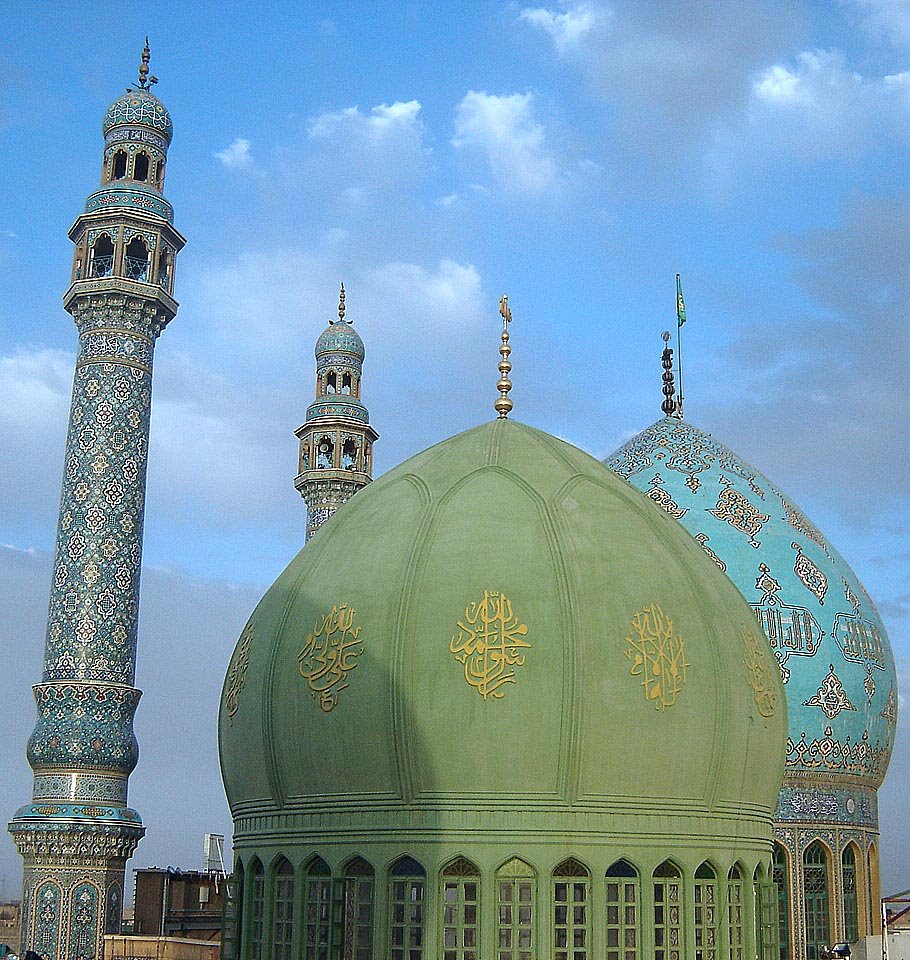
[390,856,426,960]
[553,858,590,960]
[605,859,639,960]
[341,372,352,395]
[304,857,332,960]
[842,845,859,944]
[496,858,535,960]
[134,151,150,182]
[155,158,165,186]
[248,859,265,960]
[868,843,881,934]
[342,856,375,960]
[772,844,791,960]
[653,861,682,960]
[157,248,171,290]
[803,842,831,960]
[112,150,128,180]
[272,858,295,960]
[342,438,359,471]
[326,371,337,394]
[221,860,243,960]
[316,436,334,469]
[124,236,149,281]
[91,235,114,278]
[694,862,717,960]
[727,864,744,960]
[441,857,480,960]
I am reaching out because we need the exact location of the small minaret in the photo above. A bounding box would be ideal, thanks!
[8,43,185,960]
[294,284,378,539]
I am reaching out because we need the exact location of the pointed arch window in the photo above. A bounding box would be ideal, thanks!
[694,862,717,960]
[272,858,295,960]
[124,236,149,281]
[326,371,337,394]
[112,150,128,180]
[157,247,172,290]
[341,372,352,395]
[842,845,859,944]
[91,235,115,278]
[441,857,480,960]
[868,843,881,934]
[221,861,243,960]
[155,158,165,186]
[248,859,265,960]
[496,858,535,960]
[653,861,682,960]
[134,151,150,182]
[304,857,332,960]
[342,438,359,471]
[553,858,590,960]
[772,844,791,960]
[605,859,639,960]
[390,855,425,960]
[340,856,375,960]
[803,842,831,960]
[726,864,744,960]
[316,436,335,469]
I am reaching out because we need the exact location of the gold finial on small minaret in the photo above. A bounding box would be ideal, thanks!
[337,282,347,323]
[495,295,513,419]
[136,38,158,90]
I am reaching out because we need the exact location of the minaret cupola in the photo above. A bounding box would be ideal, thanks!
[294,284,379,540]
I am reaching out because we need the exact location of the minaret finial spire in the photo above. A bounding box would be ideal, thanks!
[495,295,513,419]
[661,331,678,418]
[338,282,347,323]
[135,37,157,90]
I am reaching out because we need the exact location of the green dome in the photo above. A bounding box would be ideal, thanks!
[103,89,173,143]
[315,320,364,359]
[220,419,784,847]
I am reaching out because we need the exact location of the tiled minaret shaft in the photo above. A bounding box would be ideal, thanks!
[294,285,378,539]
[8,46,185,960]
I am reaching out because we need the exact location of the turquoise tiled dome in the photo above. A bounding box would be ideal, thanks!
[606,417,897,790]
[315,321,364,360]
[103,89,173,143]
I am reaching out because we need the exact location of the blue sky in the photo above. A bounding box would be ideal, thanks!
[1,0,909,896]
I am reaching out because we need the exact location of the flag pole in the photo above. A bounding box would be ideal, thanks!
[675,273,686,419]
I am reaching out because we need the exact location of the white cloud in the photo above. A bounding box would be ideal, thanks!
[848,0,910,48]
[214,137,253,169]
[367,259,483,329]
[519,1,611,55]
[452,91,556,194]
[750,48,910,157]
[307,100,423,144]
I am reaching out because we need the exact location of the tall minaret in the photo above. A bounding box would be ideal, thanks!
[294,284,378,539]
[8,44,185,960]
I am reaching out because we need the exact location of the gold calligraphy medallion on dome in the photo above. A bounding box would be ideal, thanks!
[449,591,530,701]
[625,604,689,710]
[297,604,364,712]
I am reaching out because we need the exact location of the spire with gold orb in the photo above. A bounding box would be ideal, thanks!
[495,294,513,418]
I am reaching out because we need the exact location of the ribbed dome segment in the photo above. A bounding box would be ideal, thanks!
[103,89,173,142]
[606,417,897,794]
[220,419,785,836]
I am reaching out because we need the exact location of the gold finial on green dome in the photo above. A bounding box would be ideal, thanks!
[495,295,513,419]
[660,331,678,418]
[136,38,158,90]
[337,282,347,323]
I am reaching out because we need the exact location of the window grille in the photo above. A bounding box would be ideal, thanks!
[390,856,425,960]
[273,859,295,960]
[605,860,639,960]
[653,861,682,960]
[842,846,859,944]
[248,861,265,960]
[803,842,831,960]
[726,865,744,960]
[304,858,332,960]
[553,858,590,960]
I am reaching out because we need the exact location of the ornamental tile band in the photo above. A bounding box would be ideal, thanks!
[297,604,364,712]
[624,604,688,710]
[449,591,530,701]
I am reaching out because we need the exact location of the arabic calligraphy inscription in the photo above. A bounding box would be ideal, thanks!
[625,604,689,710]
[297,604,364,712]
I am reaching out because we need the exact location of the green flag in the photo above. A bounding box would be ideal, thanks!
[676,274,686,327]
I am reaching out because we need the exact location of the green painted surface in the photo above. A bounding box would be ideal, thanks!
[220,418,785,827]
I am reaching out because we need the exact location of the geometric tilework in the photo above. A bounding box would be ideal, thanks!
[9,68,182,960]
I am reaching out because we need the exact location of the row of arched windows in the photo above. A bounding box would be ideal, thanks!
[773,839,875,960]
[105,148,164,187]
[230,853,771,960]
[300,434,367,473]
[76,234,172,290]
[318,369,360,399]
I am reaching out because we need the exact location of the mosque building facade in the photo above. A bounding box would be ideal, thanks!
[604,342,897,959]
[8,47,184,960]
